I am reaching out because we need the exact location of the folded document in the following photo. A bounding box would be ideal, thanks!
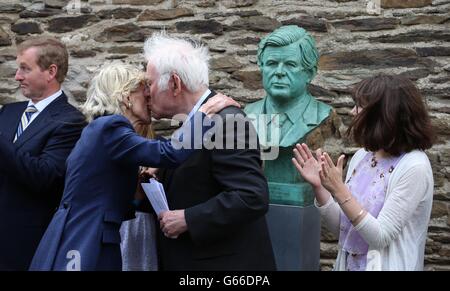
[141,178,169,216]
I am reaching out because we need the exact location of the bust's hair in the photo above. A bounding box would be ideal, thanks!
[17,37,68,83]
[348,74,435,155]
[81,62,145,122]
[257,25,319,80]
[143,31,209,92]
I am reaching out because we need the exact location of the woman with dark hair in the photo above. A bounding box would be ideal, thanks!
[292,74,435,271]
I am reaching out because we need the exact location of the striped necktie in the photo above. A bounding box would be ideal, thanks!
[14,104,38,142]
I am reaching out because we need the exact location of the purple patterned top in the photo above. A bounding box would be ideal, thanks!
[339,152,404,271]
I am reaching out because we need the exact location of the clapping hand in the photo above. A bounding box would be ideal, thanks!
[318,152,347,195]
[292,143,323,188]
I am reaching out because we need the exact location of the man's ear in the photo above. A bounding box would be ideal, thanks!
[47,64,58,82]
[171,73,182,97]
[306,68,316,83]
[121,94,131,109]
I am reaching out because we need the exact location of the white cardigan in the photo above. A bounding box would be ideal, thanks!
[315,149,434,271]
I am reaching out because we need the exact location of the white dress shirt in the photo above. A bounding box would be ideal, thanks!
[26,89,62,126]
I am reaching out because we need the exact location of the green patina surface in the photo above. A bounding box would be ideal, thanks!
[244,25,331,206]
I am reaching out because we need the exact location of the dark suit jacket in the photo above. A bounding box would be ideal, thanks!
[0,93,86,270]
[158,93,276,271]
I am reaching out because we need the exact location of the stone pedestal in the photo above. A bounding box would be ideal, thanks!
[266,204,320,271]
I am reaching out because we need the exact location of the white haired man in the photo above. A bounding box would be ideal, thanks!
[145,32,276,271]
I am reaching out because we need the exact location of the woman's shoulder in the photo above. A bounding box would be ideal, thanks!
[400,150,431,168]
[85,115,133,140]
[392,150,433,181]
[91,114,131,128]
[94,114,128,123]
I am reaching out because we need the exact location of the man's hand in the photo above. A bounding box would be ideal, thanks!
[140,167,159,181]
[158,209,188,239]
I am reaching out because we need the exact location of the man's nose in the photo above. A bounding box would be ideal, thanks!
[275,64,286,77]
[15,69,23,81]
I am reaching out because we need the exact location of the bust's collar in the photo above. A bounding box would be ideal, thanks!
[264,94,320,125]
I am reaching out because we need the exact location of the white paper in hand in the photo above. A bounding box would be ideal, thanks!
[141,178,169,216]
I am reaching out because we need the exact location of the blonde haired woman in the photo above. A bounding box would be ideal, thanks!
[29,62,238,271]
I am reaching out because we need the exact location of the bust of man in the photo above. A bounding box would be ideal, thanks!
[245,25,331,148]
[245,25,332,206]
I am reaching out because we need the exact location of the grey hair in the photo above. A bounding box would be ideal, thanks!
[143,31,209,92]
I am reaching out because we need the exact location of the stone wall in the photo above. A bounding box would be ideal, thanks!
[0,0,449,270]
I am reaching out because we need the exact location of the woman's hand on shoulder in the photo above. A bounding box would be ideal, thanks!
[199,93,240,116]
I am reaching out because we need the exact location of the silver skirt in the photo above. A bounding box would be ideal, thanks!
[120,211,158,271]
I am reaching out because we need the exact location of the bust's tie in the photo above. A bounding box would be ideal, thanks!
[268,113,289,143]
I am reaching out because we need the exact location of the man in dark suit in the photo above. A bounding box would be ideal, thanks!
[144,32,276,270]
[0,37,85,270]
